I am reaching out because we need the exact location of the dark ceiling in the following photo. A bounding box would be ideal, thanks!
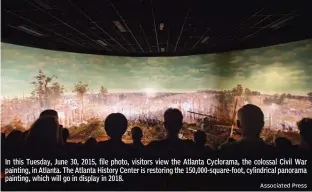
[2,0,312,57]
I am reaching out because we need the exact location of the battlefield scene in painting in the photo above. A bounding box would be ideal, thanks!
[2,71,311,147]
[1,39,312,147]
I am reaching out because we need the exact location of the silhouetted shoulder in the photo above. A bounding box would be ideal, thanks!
[148,139,195,157]
[219,140,239,151]
[98,140,127,147]
[98,140,131,153]
[147,140,164,149]
[148,139,193,148]
[220,139,276,157]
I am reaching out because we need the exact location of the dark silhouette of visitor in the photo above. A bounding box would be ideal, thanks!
[275,137,293,148]
[237,104,264,139]
[194,130,207,147]
[1,133,5,141]
[39,109,64,145]
[62,128,70,143]
[39,109,58,120]
[20,130,29,143]
[146,108,196,190]
[26,116,61,150]
[219,137,236,150]
[162,108,184,142]
[1,133,6,157]
[3,130,23,155]
[131,127,144,148]
[148,108,194,157]
[80,137,98,157]
[98,113,130,156]
[5,130,22,145]
[220,104,275,157]
[85,137,97,147]
[274,137,296,155]
[193,130,213,157]
[297,118,312,150]
[130,127,146,157]
[104,113,128,141]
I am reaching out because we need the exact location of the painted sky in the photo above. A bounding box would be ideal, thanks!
[1,39,312,97]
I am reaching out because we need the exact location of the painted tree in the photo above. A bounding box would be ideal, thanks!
[263,94,285,105]
[244,88,251,96]
[100,86,108,95]
[215,90,235,121]
[99,86,108,104]
[50,82,65,108]
[31,69,45,108]
[119,94,126,101]
[251,91,261,96]
[73,81,88,121]
[232,84,243,96]
[243,88,252,104]
[30,69,62,109]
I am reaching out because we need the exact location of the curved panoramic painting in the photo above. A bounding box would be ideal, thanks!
[1,39,312,142]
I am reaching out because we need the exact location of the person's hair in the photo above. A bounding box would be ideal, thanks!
[104,113,128,140]
[164,108,183,135]
[297,118,312,145]
[40,109,58,119]
[27,116,61,146]
[237,104,264,138]
[194,130,206,145]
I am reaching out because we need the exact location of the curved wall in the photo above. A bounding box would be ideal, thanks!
[1,39,312,130]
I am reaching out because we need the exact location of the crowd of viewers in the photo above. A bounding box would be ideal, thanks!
[1,104,311,190]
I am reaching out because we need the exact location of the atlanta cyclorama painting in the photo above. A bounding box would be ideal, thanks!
[1,39,312,146]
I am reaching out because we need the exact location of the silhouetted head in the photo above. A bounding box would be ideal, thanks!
[297,118,312,148]
[85,137,97,147]
[27,116,61,147]
[104,113,128,140]
[131,127,143,142]
[237,104,264,139]
[274,137,292,148]
[194,130,206,146]
[62,128,70,143]
[40,109,58,120]
[164,108,183,137]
